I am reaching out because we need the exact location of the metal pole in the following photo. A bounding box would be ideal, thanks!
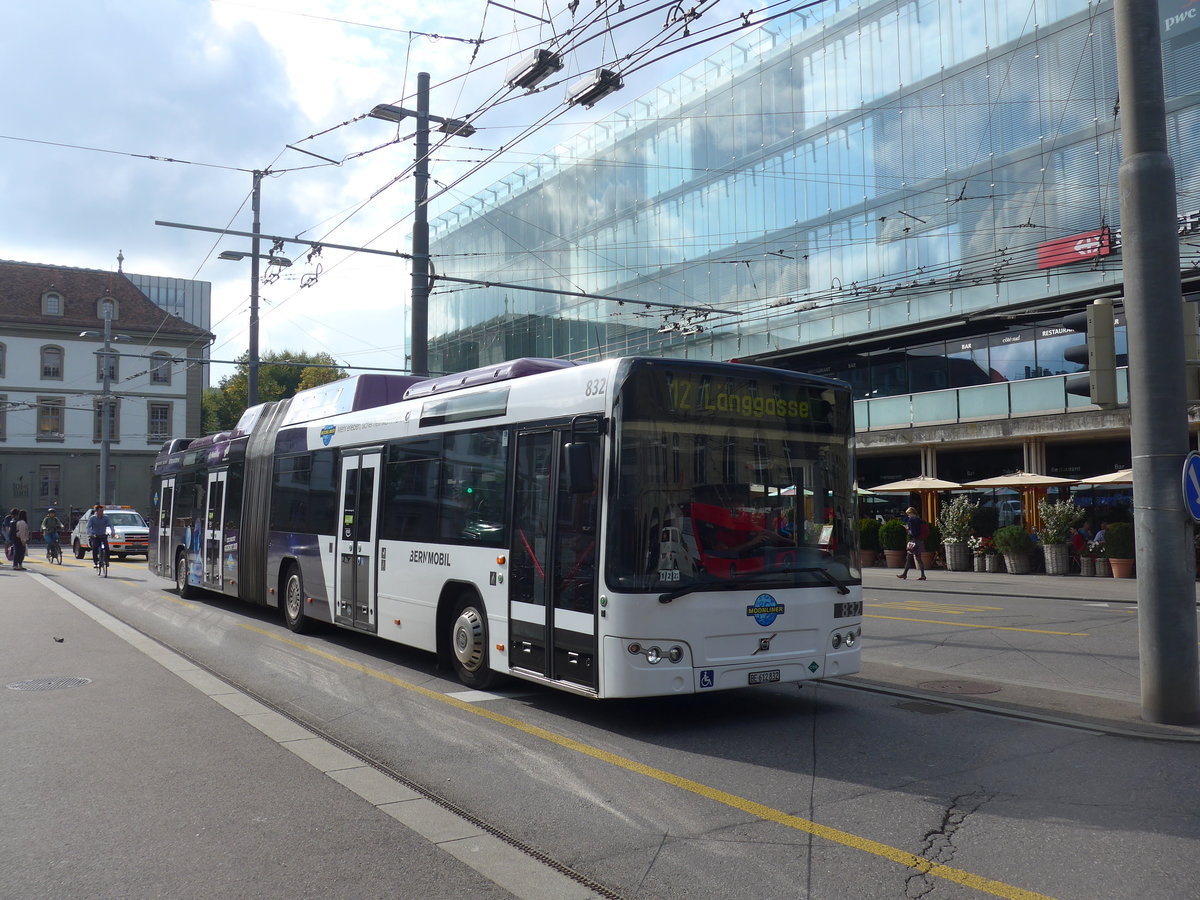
[411,72,430,377]
[99,300,112,506]
[249,170,263,407]
[1114,0,1200,724]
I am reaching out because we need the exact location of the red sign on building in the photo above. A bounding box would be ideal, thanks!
[1037,227,1112,269]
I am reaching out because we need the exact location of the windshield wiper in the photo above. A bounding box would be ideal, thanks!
[793,566,851,594]
[657,566,850,602]
[658,580,740,603]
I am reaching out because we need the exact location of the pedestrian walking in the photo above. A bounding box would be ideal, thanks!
[12,509,30,570]
[897,506,927,580]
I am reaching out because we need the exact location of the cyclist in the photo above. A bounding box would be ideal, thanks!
[41,508,64,561]
[87,504,116,569]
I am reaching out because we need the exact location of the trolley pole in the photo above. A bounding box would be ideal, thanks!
[1115,0,1200,724]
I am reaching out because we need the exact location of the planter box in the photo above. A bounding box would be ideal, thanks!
[1109,557,1135,578]
[1080,556,1096,576]
[1043,543,1070,576]
[1096,557,1112,577]
[883,549,907,568]
[973,553,986,572]
[943,541,971,571]
[985,554,1003,573]
[1003,552,1032,575]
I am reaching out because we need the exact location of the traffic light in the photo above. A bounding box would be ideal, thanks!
[1063,298,1117,407]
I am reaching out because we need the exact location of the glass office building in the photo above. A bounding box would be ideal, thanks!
[428,0,1200,492]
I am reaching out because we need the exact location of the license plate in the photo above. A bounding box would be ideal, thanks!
[748,669,780,685]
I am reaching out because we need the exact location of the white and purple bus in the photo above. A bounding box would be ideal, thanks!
[149,356,862,698]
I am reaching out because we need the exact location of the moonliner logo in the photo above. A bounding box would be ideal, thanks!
[320,424,336,446]
[747,593,785,626]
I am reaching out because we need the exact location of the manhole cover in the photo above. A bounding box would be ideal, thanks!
[918,679,1002,695]
[6,677,93,692]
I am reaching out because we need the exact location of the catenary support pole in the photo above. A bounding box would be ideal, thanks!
[1115,0,1200,724]
[249,170,263,407]
[411,72,430,377]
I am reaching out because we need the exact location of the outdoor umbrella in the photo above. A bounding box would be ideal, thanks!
[961,472,1078,489]
[962,472,1077,533]
[868,475,963,524]
[868,475,963,492]
[1074,468,1134,485]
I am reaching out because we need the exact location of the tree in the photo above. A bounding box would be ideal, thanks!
[203,350,348,431]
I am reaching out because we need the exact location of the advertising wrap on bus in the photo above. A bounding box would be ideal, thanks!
[148,357,861,699]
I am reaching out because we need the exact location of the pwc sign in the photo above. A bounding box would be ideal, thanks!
[1164,0,1200,37]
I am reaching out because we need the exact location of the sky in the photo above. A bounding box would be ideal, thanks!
[2,0,732,383]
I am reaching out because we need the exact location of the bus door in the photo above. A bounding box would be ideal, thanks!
[156,477,175,578]
[509,425,601,690]
[335,450,381,632]
[203,471,226,588]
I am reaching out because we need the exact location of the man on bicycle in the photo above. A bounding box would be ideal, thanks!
[87,505,116,567]
[41,508,63,560]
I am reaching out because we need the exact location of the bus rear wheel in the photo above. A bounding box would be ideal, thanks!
[282,566,312,634]
[175,552,197,599]
[449,595,495,690]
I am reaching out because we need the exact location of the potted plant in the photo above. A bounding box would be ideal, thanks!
[993,524,1034,574]
[858,518,881,567]
[1104,521,1135,578]
[879,518,909,568]
[1036,498,1080,576]
[923,523,941,570]
[937,495,977,571]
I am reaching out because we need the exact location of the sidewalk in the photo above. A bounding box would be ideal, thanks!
[0,569,600,900]
[856,566,1200,742]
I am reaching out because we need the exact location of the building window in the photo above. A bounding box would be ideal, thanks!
[0,395,6,440]
[95,350,118,383]
[93,398,120,443]
[96,297,119,320]
[38,465,61,505]
[148,402,172,443]
[0,342,6,378]
[42,292,64,316]
[41,346,64,380]
[37,397,65,441]
[149,352,172,385]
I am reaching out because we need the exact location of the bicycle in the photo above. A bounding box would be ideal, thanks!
[91,537,110,577]
[45,534,62,565]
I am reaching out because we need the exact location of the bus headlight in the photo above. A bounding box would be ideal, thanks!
[645,646,662,664]
[667,646,684,663]
[832,632,842,649]
[845,629,857,647]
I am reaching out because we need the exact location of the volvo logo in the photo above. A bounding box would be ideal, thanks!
[752,633,776,655]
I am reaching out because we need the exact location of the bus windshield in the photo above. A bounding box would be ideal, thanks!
[608,361,857,592]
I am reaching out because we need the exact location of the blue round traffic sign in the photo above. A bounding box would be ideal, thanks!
[1183,453,1200,522]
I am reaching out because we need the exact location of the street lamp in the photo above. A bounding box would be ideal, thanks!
[220,247,293,405]
[80,298,132,506]
[369,73,476,376]
[219,250,293,267]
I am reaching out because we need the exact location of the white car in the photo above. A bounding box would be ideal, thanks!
[71,506,150,559]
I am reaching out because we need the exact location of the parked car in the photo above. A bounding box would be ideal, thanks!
[71,505,150,559]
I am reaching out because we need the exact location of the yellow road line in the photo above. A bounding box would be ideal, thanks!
[866,614,1087,636]
[237,621,1055,900]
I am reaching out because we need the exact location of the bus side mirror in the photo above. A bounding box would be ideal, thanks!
[563,442,595,494]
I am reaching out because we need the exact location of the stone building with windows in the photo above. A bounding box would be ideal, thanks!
[0,260,212,528]
[423,0,1200,515]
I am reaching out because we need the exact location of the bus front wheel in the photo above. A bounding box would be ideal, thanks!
[449,595,495,690]
[282,566,312,634]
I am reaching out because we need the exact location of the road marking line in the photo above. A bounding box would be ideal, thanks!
[865,614,1087,636]
[239,622,1055,900]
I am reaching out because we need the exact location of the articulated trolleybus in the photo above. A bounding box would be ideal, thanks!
[149,357,862,698]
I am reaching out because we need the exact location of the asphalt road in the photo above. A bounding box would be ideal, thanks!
[11,556,1200,900]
